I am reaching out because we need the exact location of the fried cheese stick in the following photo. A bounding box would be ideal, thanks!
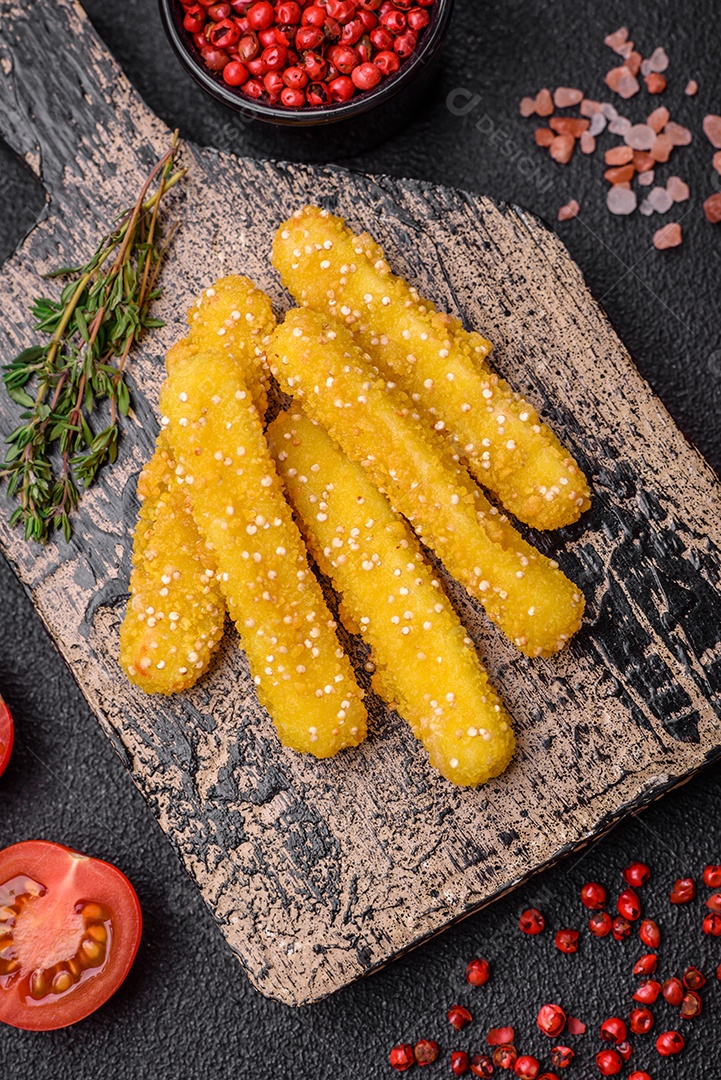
[268,409,516,786]
[272,206,591,531]
[159,348,367,757]
[119,432,225,694]
[120,277,273,694]
[267,310,585,657]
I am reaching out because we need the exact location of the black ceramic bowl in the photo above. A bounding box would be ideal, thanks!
[158,0,454,156]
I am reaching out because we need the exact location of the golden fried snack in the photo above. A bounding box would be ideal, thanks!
[120,277,275,694]
[272,206,590,530]
[268,409,515,786]
[267,310,584,657]
[159,348,367,757]
[119,432,225,694]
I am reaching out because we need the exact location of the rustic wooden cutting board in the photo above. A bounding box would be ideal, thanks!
[1,0,721,1008]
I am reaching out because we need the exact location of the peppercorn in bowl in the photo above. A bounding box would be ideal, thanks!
[159,0,454,128]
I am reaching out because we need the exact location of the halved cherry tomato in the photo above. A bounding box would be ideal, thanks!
[0,695,13,778]
[0,840,141,1030]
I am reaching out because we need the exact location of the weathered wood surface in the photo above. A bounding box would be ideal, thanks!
[1,0,721,1007]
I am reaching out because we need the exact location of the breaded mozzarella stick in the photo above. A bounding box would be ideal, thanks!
[267,310,585,657]
[272,206,591,530]
[159,349,367,757]
[268,409,516,786]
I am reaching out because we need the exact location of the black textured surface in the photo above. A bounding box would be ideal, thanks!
[1,0,720,1077]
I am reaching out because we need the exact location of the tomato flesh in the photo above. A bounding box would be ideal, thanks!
[0,696,13,777]
[0,841,141,1030]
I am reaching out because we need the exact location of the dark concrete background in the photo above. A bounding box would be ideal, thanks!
[1,1,720,1077]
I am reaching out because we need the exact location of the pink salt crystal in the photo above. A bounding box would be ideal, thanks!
[558,199,580,222]
[703,114,721,149]
[651,133,673,162]
[617,41,635,60]
[589,112,607,137]
[638,170,655,186]
[648,47,670,73]
[609,117,632,136]
[580,99,602,117]
[607,186,638,215]
[648,186,674,213]
[580,131,596,154]
[665,121,693,146]
[626,124,656,151]
[601,102,619,121]
[639,198,655,216]
[535,88,554,117]
[554,87,583,108]
[653,223,683,249]
[685,79,699,96]
[647,106,670,133]
[713,150,721,175]
[667,176,690,202]
[626,51,643,77]
[520,96,537,118]
[640,58,653,77]
[604,26,629,52]
[549,134,575,164]
[605,65,640,99]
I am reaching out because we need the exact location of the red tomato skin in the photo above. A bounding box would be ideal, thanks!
[0,840,142,1031]
[0,696,13,777]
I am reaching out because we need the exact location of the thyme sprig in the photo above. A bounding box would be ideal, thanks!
[1,132,186,544]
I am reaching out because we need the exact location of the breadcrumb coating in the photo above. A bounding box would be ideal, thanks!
[272,206,591,530]
[268,409,516,786]
[267,310,585,657]
[159,348,367,757]
[119,432,226,694]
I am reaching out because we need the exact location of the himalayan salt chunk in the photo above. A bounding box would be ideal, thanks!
[601,102,619,121]
[647,106,670,133]
[554,87,583,108]
[604,27,629,52]
[605,164,635,184]
[704,193,721,223]
[645,73,667,94]
[667,176,690,202]
[626,124,656,151]
[535,88,554,117]
[580,131,596,154]
[651,133,673,162]
[713,150,721,175]
[617,41,635,60]
[589,112,608,137]
[703,114,721,149]
[605,65,640,99]
[641,58,653,77]
[626,52,643,77]
[558,200,580,222]
[549,134,575,164]
[639,198,655,216]
[665,121,693,146]
[685,80,699,96]
[638,170,655,186]
[605,145,634,165]
[520,96,537,117]
[648,47,670,73]
[648,186,674,213]
[607,186,637,215]
[549,116,590,137]
[653,223,682,249]
[535,127,555,147]
[609,117,632,136]
[633,151,655,173]
[580,99,602,117]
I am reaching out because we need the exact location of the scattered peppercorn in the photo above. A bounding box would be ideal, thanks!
[466,958,491,986]
[515,1056,541,1079]
[537,1005,566,1038]
[655,1030,684,1056]
[389,1044,415,1072]
[596,1049,623,1076]
[469,1054,494,1078]
[633,980,662,1004]
[703,865,721,887]
[555,929,579,954]
[623,862,651,887]
[683,966,706,990]
[519,908,545,935]
[705,892,721,912]
[414,1039,440,1065]
[633,953,658,976]
[670,878,696,904]
[551,1046,574,1068]
[616,1040,633,1062]
[662,977,684,1006]
[638,919,660,948]
[703,913,721,936]
[451,1050,471,1076]
[581,882,607,909]
[488,1027,515,1047]
[617,888,642,921]
[600,1017,627,1044]
[612,915,632,941]
[448,1005,473,1031]
[493,1046,518,1070]
[630,1007,654,1034]
[589,911,613,937]
[680,989,703,1019]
